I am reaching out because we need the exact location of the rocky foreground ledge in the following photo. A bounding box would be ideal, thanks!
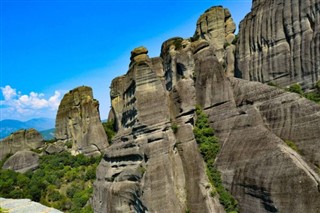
[0,198,62,213]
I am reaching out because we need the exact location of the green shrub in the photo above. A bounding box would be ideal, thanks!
[80,205,94,213]
[48,190,63,202]
[171,123,179,133]
[0,151,101,212]
[173,38,183,50]
[284,140,299,153]
[65,141,73,149]
[304,92,320,103]
[194,106,238,213]
[267,81,277,87]
[0,207,9,213]
[85,165,97,181]
[232,34,239,45]
[224,42,231,48]
[102,119,116,142]
[287,83,303,95]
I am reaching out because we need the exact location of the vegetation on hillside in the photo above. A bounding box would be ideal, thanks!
[102,119,116,142]
[193,106,238,213]
[268,81,320,104]
[0,152,101,213]
[287,82,320,103]
[0,207,9,213]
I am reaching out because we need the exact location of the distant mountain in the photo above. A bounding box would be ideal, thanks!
[0,118,55,139]
[40,128,55,140]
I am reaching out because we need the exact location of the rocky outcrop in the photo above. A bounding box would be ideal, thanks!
[93,46,224,213]
[194,6,237,76]
[2,150,39,173]
[45,143,65,155]
[236,0,320,89]
[0,197,62,213]
[55,86,109,156]
[0,129,43,161]
[93,5,320,213]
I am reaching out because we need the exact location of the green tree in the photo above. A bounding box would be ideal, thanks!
[102,119,116,141]
[194,106,238,213]
[288,83,303,95]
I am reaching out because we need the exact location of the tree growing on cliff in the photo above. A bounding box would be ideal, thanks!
[194,105,238,213]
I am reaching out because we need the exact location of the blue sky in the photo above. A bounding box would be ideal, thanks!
[0,0,251,121]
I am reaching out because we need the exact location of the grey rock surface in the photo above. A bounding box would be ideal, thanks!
[0,198,62,213]
[45,143,65,154]
[55,86,109,156]
[92,4,320,213]
[194,6,236,76]
[236,0,320,89]
[2,150,39,173]
[199,62,320,213]
[92,46,224,213]
[0,129,43,161]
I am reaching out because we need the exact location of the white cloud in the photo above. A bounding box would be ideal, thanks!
[0,85,62,120]
[1,85,17,100]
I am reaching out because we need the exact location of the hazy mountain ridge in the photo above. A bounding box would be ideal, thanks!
[0,118,55,139]
[39,128,55,140]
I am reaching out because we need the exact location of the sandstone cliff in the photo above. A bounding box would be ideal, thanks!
[0,128,43,161]
[93,5,320,213]
[236,0,320,89]
[55,86,109,156]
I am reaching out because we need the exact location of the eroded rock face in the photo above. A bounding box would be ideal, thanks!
[93,5,320,213]
[55,86,108,156]
[92,46,224,213]
[0,128,43,161]
[194,6,236,76]
[2,150,39,173]
[236,0,320,88]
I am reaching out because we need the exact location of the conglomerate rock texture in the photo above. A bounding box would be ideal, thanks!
[236,0,320,89]
[0,129,43,161]
[55,86,108,156]
[92,5,320,213]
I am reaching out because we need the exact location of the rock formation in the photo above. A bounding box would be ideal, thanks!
[55,86,109,156]
[93,46,224,213]
[194,6,237,77]
[0,129,43,161]
[2,150,39,173]
[236,0,320,89]
[93,5,320,213]
[0,197,62,213]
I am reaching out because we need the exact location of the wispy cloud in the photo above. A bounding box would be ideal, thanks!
[0,85,62,120]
